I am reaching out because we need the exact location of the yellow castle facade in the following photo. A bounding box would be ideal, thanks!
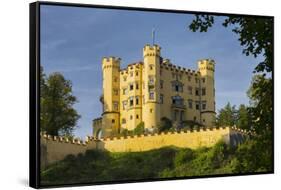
[93,44,216,138]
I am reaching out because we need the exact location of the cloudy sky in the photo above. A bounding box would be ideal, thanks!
[40,4,261,139]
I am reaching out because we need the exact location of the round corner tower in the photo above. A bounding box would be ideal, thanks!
[101,56,121,137]
[142,44,161,131]
[198,59,216,127]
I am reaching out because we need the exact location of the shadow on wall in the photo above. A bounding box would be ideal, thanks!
[40,126,247,170]
[40,135,105,170]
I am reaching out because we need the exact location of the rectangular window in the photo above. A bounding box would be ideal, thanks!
[122,101,127,110]
[130,72,133,77]
[149,65,153,70]
[123,88,128,95]
[136,71,138,76]
[130,84,134,91]
[179,85,183,92]
[202,78,206,83]
[143,95,145,104]
[123,76,127,82]
[195,88,200,96]
[188,99,193,109]
[202,88,206,96]
[129,97,134,106]
[195,101,200,110]
[136,82,139,90]
[188,86,192,95]
[113,101,118,111]
[188,76,191,82]
[149,91,154,100]
[122,118,126,124]
[148,75,154,84]
[160,80,164,89]
[136,96,139,105]
[136,114,139,119]
[202,101,206,110]
[160,94,164,104]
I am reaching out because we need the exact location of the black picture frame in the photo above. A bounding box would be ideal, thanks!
[30,1,274,189]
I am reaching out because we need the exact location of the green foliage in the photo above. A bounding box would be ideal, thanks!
[247,75,273,136]
[189,15,273,73]
[159,117,173,132]
[134,122,145,135]
[189,15,273,175]
[236,104,251,130]
[216,102,236,127]
[40,68,81,136]
[41,139,272,185]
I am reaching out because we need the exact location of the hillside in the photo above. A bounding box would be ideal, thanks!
[41,140,271,186]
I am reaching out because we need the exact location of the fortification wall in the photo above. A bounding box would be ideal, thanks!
[40,135,99,170]
[40,127,247,169]
[100,127,231,152]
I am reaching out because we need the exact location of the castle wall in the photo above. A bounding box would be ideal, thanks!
[40,135,99,170]
[101,127,231,152]
[41,127,247,169]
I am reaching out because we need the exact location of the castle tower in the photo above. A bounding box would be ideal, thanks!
[101,57,121,137]
[198,59,216,127]
[142,44,161,131]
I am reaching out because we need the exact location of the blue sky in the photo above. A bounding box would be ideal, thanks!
[40,5,260,139]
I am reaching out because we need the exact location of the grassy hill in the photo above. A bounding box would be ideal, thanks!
[41,140,272,186]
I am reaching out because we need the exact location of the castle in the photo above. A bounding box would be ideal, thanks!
[41,44,248,169]
[93,44,216,138]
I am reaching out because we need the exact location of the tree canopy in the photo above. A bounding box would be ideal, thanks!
[40,67,80,136]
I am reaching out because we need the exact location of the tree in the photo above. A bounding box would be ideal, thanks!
[189,15,273,136]
[216,102,236,127]
[40,71,81,136]
[236,104,250,130]
[134,122,145,135]
[189,15,273,73]
[159,117,173,132]
[247,75,272,138]
[189,15,273,171]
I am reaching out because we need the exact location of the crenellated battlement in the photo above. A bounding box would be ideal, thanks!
[143,44,161,57]
[41,133,88,146]
[160,61,200,76]
[40,126,247,169]
[99,126,241,142]
[102,56,121,63]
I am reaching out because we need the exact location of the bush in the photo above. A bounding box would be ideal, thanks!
[174,149,194,167]
[134,122,145,135]
[159,117,173,132]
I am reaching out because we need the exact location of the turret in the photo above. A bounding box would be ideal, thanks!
[142,44,161,131]
[101,56,121,137]
[197,59,216,127]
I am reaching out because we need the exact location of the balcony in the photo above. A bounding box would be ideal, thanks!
[171,101,186,109]
[171,96,186,109]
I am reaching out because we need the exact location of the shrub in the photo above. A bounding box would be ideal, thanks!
[134,122,145,135]
[159,117,173,132]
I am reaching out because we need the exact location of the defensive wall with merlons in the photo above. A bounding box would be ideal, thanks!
[40,126,247,170]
